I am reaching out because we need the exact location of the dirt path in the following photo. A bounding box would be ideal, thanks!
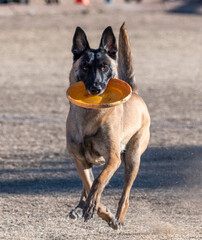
[0,1,202,239]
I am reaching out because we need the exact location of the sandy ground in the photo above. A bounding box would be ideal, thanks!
[0,1,202,239]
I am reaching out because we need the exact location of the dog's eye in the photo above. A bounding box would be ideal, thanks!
[101,64,108,72]
[82,65,89,72]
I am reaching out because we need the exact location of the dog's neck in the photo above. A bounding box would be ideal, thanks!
[70,103,113,125]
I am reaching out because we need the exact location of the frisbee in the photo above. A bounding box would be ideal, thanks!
[67,78,132,109]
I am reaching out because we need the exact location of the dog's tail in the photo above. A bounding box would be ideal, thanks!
[118,23,138,93]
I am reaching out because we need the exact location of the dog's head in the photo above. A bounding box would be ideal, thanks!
[70,26,118,95]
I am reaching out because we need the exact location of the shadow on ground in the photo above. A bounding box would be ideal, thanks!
[167,0,202,15]
[0,146,201,194]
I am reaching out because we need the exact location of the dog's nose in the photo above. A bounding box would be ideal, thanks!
[89,89,101,95]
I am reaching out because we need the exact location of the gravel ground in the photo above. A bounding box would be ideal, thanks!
[0,1,202,239]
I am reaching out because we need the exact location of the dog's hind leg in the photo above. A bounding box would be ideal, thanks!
[115,127,150,229]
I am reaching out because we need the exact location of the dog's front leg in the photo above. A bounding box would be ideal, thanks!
[69,156,117,225]
[83,152,121,222]
[74,158,93,195]
[69,158,93,218]
[69,188,88,219]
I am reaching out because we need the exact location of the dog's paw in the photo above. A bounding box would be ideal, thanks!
[108,218,124,230]
[69,207,83,220]
[83,200,97,222]
[83,181,100,222]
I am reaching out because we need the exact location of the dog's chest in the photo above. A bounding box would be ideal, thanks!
[67,106,116,166]
[72,126,107,166]
[78,136,106,166]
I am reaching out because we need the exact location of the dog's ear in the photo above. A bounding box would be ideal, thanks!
[72,27,90,60]
[99,26,117,59]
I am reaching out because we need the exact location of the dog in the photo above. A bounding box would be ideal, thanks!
[66,23,150,230]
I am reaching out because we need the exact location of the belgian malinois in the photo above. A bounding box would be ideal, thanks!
[66,23,150,230]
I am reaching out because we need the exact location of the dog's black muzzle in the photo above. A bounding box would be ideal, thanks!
[85,78,109,96]
[87,82,106,96]
[89,89,101,95]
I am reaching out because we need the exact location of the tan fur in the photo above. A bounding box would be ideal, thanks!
[118,23,138,93]
[66,24,150,230]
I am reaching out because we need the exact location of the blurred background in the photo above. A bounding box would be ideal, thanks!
[0,1,201,239]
